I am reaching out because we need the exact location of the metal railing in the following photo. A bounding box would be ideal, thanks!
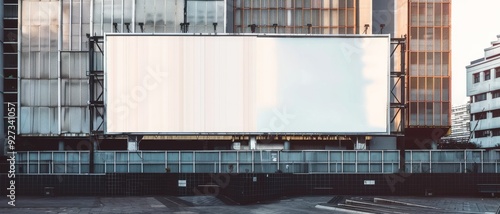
[14,149,500,174]
[405,150,500,173]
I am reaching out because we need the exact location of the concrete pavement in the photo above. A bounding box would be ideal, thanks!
[0,195,498,214]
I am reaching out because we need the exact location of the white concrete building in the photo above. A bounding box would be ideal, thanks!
[443,103,470,142]
[466,35,500,148]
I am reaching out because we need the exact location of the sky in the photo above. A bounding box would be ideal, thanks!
[452,1,500,106]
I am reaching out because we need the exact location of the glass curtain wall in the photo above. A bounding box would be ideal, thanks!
[20,0,226,135]
[233,0,356,34]
[408,0,451,127]
[92,0,225,35]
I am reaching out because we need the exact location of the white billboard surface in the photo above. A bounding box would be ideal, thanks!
[105,34,390,134]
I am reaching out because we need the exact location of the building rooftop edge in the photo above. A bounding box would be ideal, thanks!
[468,34,500,68]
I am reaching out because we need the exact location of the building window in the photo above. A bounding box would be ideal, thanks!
[475,130,489,138]
[3,54,17,68]
[474,112,487,120]
[493,90,500,99]
[4,5,18,18]
[493,109,500,118]
[485,70,491,80]
[474,93,487,102]
[492,129,500,136]
[473,73,480,83]
[496,68,500,78]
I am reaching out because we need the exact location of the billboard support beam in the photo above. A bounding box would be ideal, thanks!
[389,36,407,136]
[88,35,105,135]
[88,35,105,173]
[390,36,407,171]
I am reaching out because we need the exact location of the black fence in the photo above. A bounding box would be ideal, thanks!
[1,173,499,204]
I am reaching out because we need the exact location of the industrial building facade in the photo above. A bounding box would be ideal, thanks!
[2,0,452,151]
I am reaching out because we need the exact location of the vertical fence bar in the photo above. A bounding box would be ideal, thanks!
[251,150,254,173]
[481,151,484,173]
[114,151,116,173]
[50,151,53,174]
[397,150,400,173]
[104,159,107,174]
[464,150,467,174]
[27,152,30,174]
[277,150,280,171]
[355,151,358,173]
[65,151,67,173]
[429,150,432,173]
[341,151,344,173]
[219,151,222,173]
[235,150,239,173]
[141,151,144,173]
[368,151,371,173]
[381,151,384,173]
[79,151,81,174]
[410,151,413,173]
[164,151,168,172]
[328,151,331,173]
[37,152,40,174]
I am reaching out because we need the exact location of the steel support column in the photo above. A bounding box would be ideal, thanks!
[88,36,105,173]
[390,37,407,171]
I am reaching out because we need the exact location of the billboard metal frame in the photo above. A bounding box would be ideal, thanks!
[88,35,105,173]
[88,36,105,137]
[89,34,406,138]
[390,37,407,136]
[102,33,394,136]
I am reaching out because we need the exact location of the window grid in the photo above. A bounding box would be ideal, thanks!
[492,109,500,118]
[474,93,487,102]
[473,112,487,121]
[473,73,480,83]
[485,70,491,81]
[15,149,499,174]
[408,1,451,127]
[233,0,357,34]
[492,90,500,99]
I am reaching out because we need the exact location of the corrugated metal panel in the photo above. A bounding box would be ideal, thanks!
[166,0,181,32]
[20,107,58,134]
[20,79,58,107]
[61,52,87,79]
[20,0,91,136]
[21,52,57,79]
[62,79,88,106]
[188,1,225,33]
[61,107,89,133]
[19,0,226,136]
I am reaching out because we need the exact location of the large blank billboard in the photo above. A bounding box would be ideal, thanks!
[105,34,390,135]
